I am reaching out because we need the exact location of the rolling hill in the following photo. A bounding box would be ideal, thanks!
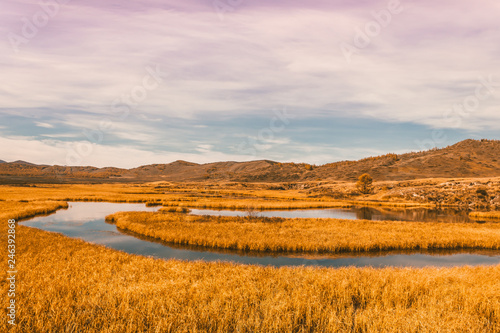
[1,139,499,184]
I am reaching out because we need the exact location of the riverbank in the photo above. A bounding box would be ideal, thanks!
[106,211,500,254]
[1,186,500,332]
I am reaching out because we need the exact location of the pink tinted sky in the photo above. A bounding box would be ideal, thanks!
[0,0,499,167]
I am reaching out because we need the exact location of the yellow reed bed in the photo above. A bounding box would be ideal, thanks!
[0,189,499,332]
[0,218,497,332]
[107,211,500,253]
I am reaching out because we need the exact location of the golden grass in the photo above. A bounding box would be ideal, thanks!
[0,200,68,222]
[160,199,354,210]
[1,185,499,332]
[470,211,500,220]
[107,212,500,254]
[0,184,429,212]
[1,218,499,332]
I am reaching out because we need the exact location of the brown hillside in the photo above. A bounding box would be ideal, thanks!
[312,139,500,181]
[0,139,498,184]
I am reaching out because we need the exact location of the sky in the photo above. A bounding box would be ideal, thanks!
[0,0,499,168]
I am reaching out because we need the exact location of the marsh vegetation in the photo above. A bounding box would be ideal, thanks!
[1,183,499,332]
[107,211,500,254]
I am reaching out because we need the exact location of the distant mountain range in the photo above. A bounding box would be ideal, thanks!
[1,139,499,184]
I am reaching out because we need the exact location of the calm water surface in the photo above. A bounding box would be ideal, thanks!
[22,202,500,268]
[190,207,479,223]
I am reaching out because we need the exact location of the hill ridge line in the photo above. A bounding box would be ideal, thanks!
[1,139,499,183]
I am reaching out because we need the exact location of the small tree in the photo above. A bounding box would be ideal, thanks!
[356,173,373,194]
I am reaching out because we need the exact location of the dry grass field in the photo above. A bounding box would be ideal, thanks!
[4,177,499,210]
[0,183,433,211]
[107,211,500,254]
[1,183,500,332]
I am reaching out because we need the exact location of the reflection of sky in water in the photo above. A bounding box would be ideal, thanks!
[190,209,360,219]
[24,202,160,238]
[190,207,475,223]
[22,202,500,268]
[34,202,161,223]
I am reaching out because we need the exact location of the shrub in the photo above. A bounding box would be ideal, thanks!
[356,173,373,194]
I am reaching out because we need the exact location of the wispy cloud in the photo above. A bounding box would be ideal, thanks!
[35,122,54,128]
[1,0,499,166]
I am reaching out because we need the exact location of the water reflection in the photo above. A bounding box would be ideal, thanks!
[356,207,374,220]
[190,207,483,223]
[22,202,500,268]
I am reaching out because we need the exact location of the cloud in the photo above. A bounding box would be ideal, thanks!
[1,0,499,165]
[40,133,79,138]
[35,122,54,128]
[0,135,256,168]
[195,144,214,153]
[0,133,414,168]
